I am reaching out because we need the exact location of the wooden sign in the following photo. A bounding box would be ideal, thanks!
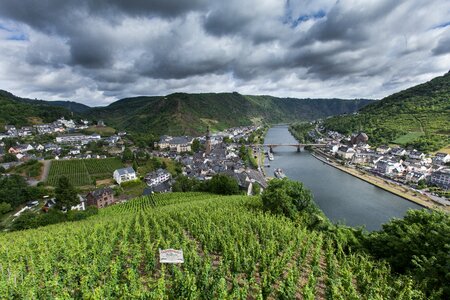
[159,249,184,264]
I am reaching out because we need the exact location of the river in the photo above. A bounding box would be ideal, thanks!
[264,125,422,231]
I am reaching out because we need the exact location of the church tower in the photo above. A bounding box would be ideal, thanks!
[205,126,212,155]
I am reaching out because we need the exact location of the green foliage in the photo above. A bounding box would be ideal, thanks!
[252,182,261,195]
[119,179,142,188]
[204,174,240,195]
[172,175,199,192]
[0,174,30,208]
[191,138,201,152]
[0,90,73,128]
[261,178,314,219]
[289,122,316,143]
[54,176,78,210]
[10,206,98,231]
[365,209,450,298]
[10,159,42,178]
[122,148,134,162]
[0,202,12,215]
[323,72,450,152]
[2,153,17,163]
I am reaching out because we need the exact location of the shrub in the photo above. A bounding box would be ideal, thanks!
[261,178,314,219]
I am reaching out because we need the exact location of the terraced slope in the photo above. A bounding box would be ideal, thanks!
[0,193,424,299]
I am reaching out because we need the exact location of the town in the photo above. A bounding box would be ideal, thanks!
[0,115,270,230]
[296,122,450,208]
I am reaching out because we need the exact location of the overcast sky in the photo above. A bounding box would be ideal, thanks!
[0,0,449,106]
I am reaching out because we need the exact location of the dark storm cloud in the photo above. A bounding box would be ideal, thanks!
[68,33,114,69]
[432,33,450,55]
[0,0,206,29]
[0,0,448,105]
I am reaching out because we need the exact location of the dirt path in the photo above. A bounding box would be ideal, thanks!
[41,160,51,182]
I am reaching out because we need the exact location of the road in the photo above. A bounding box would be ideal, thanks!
[41,160,51,182]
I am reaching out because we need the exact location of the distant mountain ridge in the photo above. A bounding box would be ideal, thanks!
[0,89,373,136]
[86,92,373,135]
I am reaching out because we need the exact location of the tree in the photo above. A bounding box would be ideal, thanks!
[191,138,201,152]
[172,175,197,192]
[0,174,30,208]
[132,160,139,173]
[0,202,12,215]
[261,178,313,219]
[365,209,450,298]
[122,148,134,162]
[2,153,17,163]
[55,176,78,210]
[206,174,239,195]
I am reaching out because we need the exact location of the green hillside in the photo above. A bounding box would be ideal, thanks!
[323,72,450,152]
[87,93,372,136]
[0,90,73,129]
[0,192,427,299]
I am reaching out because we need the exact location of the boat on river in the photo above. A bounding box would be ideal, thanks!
[274,168,286,179]
[268,152,274,161]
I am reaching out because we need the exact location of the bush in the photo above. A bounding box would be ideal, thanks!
[261,178,314,219]
[0,202,12,215]
[204,174,240,195]
[120,179,142,188]
[365,209,450,298]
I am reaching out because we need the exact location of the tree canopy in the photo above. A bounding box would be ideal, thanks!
[55,176,78,210]
[261,178,314,219]
[365,209,450,298]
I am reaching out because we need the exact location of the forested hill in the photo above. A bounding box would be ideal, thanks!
[86,93,372,136]
[0,89,372,135]
[323,72,450,152]
[0,90,75,128]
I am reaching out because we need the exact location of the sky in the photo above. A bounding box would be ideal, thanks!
[0,0,449,106]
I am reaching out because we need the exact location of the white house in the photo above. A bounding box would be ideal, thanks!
[337,146,355,159]
[56,134,101,144]
[69,149,81,155]
[391,147,407,157]
[405,171,427,183]
[433,153,450,165]
[375,160,405,176]
[408,150,425,160]
[376,145,391,154]
[144,168,171,187]
[113,167,137,184]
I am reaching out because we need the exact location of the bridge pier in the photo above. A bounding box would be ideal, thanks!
[269,145,274,153]
[297,145,301,152]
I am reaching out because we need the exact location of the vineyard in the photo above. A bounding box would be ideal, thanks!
[0,192,426,299]
[46,158,124,186]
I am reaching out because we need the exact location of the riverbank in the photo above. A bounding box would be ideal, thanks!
[311,149,449,212]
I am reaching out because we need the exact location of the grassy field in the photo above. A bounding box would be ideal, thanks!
[0,193,427,299]
[47,158,123,186]
[392,132,424,144]
[85,126,116,136]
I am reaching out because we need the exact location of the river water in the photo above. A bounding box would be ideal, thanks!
[264,125,422,231]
